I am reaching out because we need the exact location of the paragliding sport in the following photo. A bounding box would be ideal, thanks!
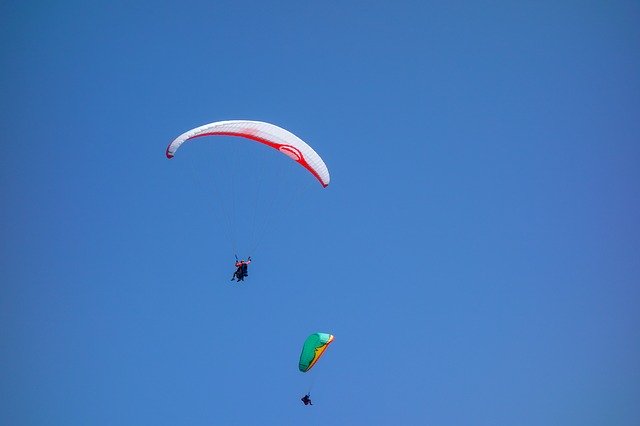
[166,120,330,283]
[166,120,336,407]
[299,333,334,405]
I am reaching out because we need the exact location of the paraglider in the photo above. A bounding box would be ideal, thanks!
[231,257,251,282]
[299,333,334,405]
[299,332,334,372]
[166,120,331,187]
[166,120,331,280]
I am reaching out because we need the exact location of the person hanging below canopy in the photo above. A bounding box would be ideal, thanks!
[231,257,251,282]
[301,394,312,406]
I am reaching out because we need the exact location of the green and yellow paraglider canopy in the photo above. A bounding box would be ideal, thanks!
[299,333,334,373]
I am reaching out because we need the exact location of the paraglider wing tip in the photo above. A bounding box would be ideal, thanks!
[165,148,174,159]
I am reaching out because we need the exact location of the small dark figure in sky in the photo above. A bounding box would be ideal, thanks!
[231,257,251,282]
[301,394,312,406]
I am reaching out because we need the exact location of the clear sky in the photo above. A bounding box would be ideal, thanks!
[2,1,639,425]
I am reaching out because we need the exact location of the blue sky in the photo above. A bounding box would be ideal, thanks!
[1,1,639,424]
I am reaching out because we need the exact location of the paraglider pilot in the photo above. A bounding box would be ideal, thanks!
[301,394,312,405]
[231,257,251,282]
